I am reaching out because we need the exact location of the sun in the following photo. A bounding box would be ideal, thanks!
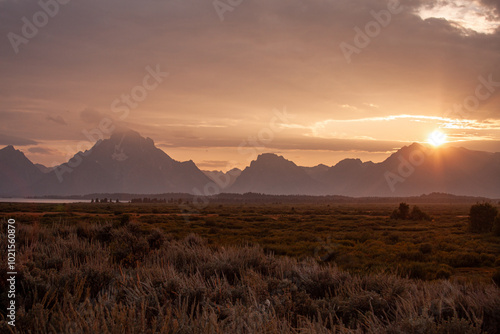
[428,130,447,147]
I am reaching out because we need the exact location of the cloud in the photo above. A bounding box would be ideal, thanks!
[415,0,500,34]
[0,133,37,146]
[46,115,67,125]
[157,134,404,153]
[0,0,498,163]
[28,146,59,154]
[79,108,106,125]
[196,160,231,169]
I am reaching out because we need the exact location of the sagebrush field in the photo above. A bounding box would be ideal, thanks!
[1,201,500,333]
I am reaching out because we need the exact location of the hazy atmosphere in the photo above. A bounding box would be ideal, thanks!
[2,1,500,333]
[1,0,499,170]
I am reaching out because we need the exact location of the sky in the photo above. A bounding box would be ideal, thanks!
[0,0,499,171]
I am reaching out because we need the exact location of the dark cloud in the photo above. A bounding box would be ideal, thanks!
[28,146,58,154]
[0,0,498,164]
[46,115,67,125]
[79,108,107,125]
[0,133,37,146]
[158,135,405,153]
[479,0,500,15]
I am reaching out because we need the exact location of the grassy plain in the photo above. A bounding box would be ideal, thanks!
[1,201,499,332]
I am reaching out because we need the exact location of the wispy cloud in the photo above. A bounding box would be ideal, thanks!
[28,146,59,155]
[0,133,37,146]
[307,115,500,142]
[46,115,67,125]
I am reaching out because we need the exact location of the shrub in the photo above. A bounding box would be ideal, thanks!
[419,243,433,254]
[120,213,132,226]
[110,229,150,267]
[480,253,495,267]
[410,206,431,221]
[391,203,431,221]
[469,203,498,233]
[493,215,500,236]
[391,203,410,220]
[76,224,95,240]
[95,225,113,244]
[448,252,482,268]
[493,269,500,287]
[435,267,452,279]
[147,229,165,250]
[386,233,400,244]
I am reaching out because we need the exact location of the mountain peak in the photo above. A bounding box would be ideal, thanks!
[335,158,363,168]
[250,153,293,168]
[1,145,25,159]
[400,142,427,153]
[106,129,156,151]
[2,145,16,152]
[257,153,283,160]
[0,145,44,196]
[229,153,327,195]
[110,128,143,141]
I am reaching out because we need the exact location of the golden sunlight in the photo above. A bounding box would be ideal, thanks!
[428,130,447,146]
[416,0,500,34]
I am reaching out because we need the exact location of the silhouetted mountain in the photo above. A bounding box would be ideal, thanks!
[1,134,499,198]
[375,143,500,197]
[302,164,330,181]
[32,129,213,196]
[228,153,328,195]
[316,143,500,197]
[35,163,53,173]
[0,145,44,196]
[224,143,500,197]
[203,168,241,189]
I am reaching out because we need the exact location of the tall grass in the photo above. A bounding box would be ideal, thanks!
[1,220,499,333]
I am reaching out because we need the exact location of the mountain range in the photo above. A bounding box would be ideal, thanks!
[1,129,499,198]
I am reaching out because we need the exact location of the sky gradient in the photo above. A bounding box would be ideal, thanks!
[1,0,499,170]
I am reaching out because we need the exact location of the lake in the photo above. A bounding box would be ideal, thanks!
[0,198,91,203]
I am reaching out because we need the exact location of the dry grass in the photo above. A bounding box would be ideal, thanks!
[1,219,499,333]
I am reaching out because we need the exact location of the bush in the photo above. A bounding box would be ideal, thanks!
[410,206,431,221]
[147,229,165,250]
[493,269,500,287]
[120,213,132,226]
[391,203,410,220]
[110,230,150,267]
[419,243,433,254]
[448,252,482,268]
[493,215,500,236]
[469,203,498,233]
[435,268,452,279]
[391,203,431,221]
